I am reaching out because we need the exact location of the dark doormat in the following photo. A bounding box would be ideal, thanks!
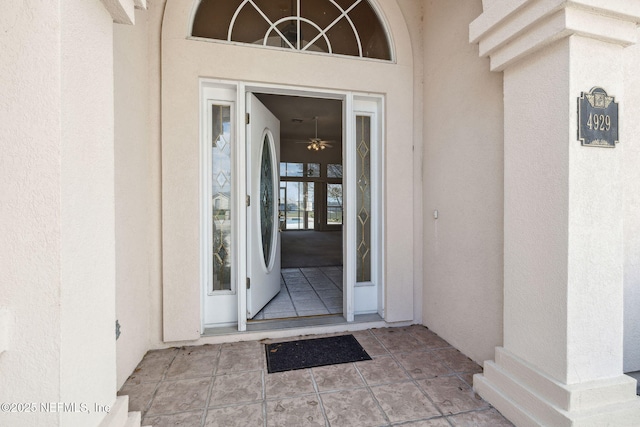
[265,334,371,373]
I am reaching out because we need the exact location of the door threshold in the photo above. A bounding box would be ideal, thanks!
[201,313,384,338]
[246,314,347,332]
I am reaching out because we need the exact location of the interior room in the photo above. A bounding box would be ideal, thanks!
[252,94,344,321]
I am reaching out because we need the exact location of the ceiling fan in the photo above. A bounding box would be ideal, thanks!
[298,116,333,151]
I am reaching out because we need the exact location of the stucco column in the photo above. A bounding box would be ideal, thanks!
[470,2,640,425]
[1,1,143,426]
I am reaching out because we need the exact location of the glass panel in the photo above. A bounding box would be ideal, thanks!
[306,182,315,229]
[356,115,371,282]
[283,182,314,230]
[327,183,343,225]
[192,0,244,40]
[280,162,304,177]
[301,0,341,28]
[191,0,391,60]
[253,0,297,22]
[260,135,275,267]
[348,1,391,60]
[231,4,270,44]
[333,0,355,10]
[325,16,359,56]
[327,164,343,178]
[279,185,286,232]
[211,105,232,292]
[299,21,328,53]
[283,182,300,230]
[306,163,320,177]
[266,20,299,49]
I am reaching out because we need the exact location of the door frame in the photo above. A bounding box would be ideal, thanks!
[200,79,384,332]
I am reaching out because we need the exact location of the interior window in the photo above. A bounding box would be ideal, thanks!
[327,163,343,178]
[280,162,304,177]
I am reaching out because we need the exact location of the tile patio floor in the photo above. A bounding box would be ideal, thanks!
[119,325,514,427]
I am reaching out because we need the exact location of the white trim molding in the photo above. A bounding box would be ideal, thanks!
[470,0,640,71]
[101,0,139,25]
[475,348,640,427]
[97,396,141,427]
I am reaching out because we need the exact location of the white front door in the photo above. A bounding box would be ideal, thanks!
[246,93,281,318]
[201,83,383,331]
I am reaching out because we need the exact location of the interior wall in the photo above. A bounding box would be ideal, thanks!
[422,0,504,364]
[623,27,640,373]
[114,7,152,388]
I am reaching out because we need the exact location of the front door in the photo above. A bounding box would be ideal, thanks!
[200,84,382,330]
[246,93,281,318]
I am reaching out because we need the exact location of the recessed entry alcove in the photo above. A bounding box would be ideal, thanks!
[161,0,416,342]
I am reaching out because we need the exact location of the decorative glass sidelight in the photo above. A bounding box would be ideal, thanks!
[356,115,371,282]
[211,105,232,292]
[191,0,392,61]
[260,135,275,268]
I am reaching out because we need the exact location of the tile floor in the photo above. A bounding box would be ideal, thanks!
[253,267,344,320]
[119,325,514,426]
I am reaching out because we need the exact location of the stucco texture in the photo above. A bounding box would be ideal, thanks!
[422,0,504,365]
[114,8,153,388]
[1,0,120,426]
[623,27,640,373]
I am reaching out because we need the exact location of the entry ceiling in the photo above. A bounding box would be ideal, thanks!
[255,93,342,147]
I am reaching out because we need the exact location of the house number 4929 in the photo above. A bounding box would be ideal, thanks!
[577,87,618,148]
[586,113,611,131]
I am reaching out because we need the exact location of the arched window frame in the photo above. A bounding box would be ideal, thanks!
[188,0,395,62]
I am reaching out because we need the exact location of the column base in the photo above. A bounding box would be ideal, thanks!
[98,396,141,427]
[474,347,640,427]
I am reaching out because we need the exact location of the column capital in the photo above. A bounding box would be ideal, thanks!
[470,0,640,71]
[100,0,147,25]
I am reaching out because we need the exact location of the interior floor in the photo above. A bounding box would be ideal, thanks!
[251,229,343,321]
[281,230,342,268]
[252,266,343,320]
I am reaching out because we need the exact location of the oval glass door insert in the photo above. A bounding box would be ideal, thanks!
[260,134,275,269]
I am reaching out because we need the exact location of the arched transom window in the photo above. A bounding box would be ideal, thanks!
[191,0,392,60]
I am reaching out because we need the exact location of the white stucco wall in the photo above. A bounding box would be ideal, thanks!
[147,0,166,350]
[500,34,626,384]
[397,0,425,326]
[60,0,119,424]
[421,0,504,364]
[1,1,121,426]
[114,8,152,388]
[623,28,640,373]
[0,2,64,425]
